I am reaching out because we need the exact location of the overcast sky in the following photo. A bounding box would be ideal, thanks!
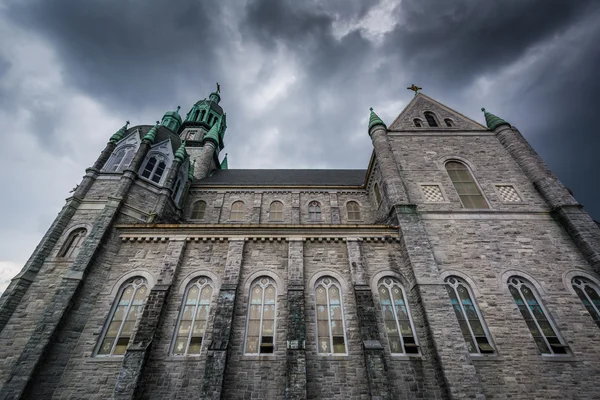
[0,0,599,291]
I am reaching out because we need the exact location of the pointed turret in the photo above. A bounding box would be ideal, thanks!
[368,108,386,131]
[161,106,182,133]
[220,154,228,170]
[175,140,188,162]
[481,108,510,130]
[203,118,221,146]
[109,121,130,143]
[143,121,160,144]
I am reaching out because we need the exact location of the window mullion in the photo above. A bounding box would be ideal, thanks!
[585,284,600,317]
[390,284,406,353]
[455,284,480,354]
[325,285,334,355]
[519,286,553,354]
[111,285,135,356]
[258,286,265,354]
[184,284,201,356]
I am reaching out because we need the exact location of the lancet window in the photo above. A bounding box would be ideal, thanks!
[191,200,207,220]
[315,277,347,355]
[171,277,213,356]
[572,277,600,328]
[230,201,245,221]
[58,228,87,258]
[445,161,489,209]
[96,277,148,356]
[308,201,321,221]
[445,276,494,354]
[508,277,568,355]
[269,201,284,221]
[378,277,419,354]
[346,201,361,221]
[424,111,438,127]
[245,277,277,354]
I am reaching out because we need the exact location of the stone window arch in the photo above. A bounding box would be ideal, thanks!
[191,200,207,220]
[245,277,277,354]
[58,228,87,258]
[315,276,347,355]
[346,201,361,221]
[508,276,569,355]
[445,161,489,209]
[308,201,321,221]
[171,276,213,356]
[230,201,245,221]
[413,118,423,128]
[424,111,438,127]
[444,118,454,127]
[377,277,419,354]
[140,153,168,184]
[445,276,494,354]
[572,276,600,328]
[269,201,284,221]
[96,277,148,356]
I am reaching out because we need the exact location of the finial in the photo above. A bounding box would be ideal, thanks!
[221,153,228,170]
[142,121,160,144]
[176,106,180,114]
[407,84,422,96]
[481,108,486,112]
[481,107,510,130]
[126,120,130,126]
[369,107,373,112]
[368,107,386,131]
[175,140,188,161]
[216,82,220,93]
[109,120,131,143]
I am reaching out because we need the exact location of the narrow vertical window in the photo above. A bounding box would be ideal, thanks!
[572,277,600,328]
[346,201,361,221]
[378,277,419,354]
[191,200,207,220]
[193,110,200,121]
[424,112,438,127]
[308,201,321,221]
[58,228,87,258]
[97,277,148,356]
[445,161,489,209]
[172,277,213,356]
[444,118,453,127]
[445,276,494,354]
[269,201,284,221]
[108,149,126,172]
[245,277,277,354]
[315,277,347,355]
[508,277,568,355]
[141,156,157,179]
[230,201,245,221]
[152,161,167,183]
[413,119,422,127]
[374,183,382,206]
[200,110,206,122]
[121,148,135,171]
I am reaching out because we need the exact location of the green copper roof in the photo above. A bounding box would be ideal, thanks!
[203,118,221,146]
[220,154,228,170]
[175,140,187,162]
[368,107,386,130]
[481,108,510,130]
[188,160,195,180]
[109,121,130,143]
[143,122,160,144]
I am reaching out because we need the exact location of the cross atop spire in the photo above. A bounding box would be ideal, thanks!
[407,84,422,96]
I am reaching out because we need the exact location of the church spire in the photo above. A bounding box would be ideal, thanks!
[220,153,228,170]
[368,107,386,131]
[481,108,510,130]
[143,121,160,144]
[109,121,130,143]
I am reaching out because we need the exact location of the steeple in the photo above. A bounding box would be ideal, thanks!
[368,107,386,131]
[481,108,510,130]
[143,121,160,144]
[220,154,228,170]
[161,106,182,133]
[109,121,130,143]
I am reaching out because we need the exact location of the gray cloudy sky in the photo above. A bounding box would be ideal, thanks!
[0,0,599,291]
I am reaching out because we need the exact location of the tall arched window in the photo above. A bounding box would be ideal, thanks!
[346,201,361,221]
[308,201,321,221]
[141,155,168,184]
[97,277,148,356]
[374,183,382,206]
[230,201,245,221]
[572,277,600,328]
[171,277,213,356]
[190,200,207,220]
[445,161,489,209]
[378,277,419,354]
[245,277,277,354]
[58,228,87,258]
[424,112,438,127]
[200,110,206,122]
[269,201,283,221]
[445,276,494,354]
[193,110,200,120]
[315,277,347,354]
[413,119,422,128]
[508,277,568,355]
[105,147,135,172]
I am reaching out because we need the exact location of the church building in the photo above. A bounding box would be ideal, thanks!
[1,88,599,399]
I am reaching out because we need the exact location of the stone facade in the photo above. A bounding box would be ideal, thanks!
[1,92,599,399]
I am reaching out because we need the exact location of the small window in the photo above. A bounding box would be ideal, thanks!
[445,276,494,354]
[96,277,148,356]
[230,201,245,221]
[191,200,207,220]
[245,277,277,354]
[413,119,422,128]
[444,119,453,127]
[445,161,489,209]
[308,201,321,221]
[269,201,284,221]
[171,277,213,356]
[140,155,168,184]
[508,277,568,355]
[346,201,361,221]
[572,277,600,328]
[58,228,87,258]
[315,277,347,355]
[378,277,419,354]
[374,183,382,206]
[424,112,438,127]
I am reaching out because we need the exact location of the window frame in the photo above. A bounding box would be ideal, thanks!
[572,276,600,329]
[190,200,207,220]
[346,201,361,221]
[314,277,348,356]
[244,277,278,355]
[308,201,322,222]
[413,118,423,128]
[445,276,495,355]
[269,201,284,222]
[140,153,169,185]
[104,145,136,173]
[444,118,454,127]
[424,111,439,127]
[230,201,245,221]
[57,228,87,259]
[445,160,490,209]
[170,277,214,356]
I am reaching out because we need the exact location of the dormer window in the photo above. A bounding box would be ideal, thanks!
[105,147,135,172]
[141,155,168,184]
[424,112,438,127]
[444,119,453,127]
[413,119,422,128]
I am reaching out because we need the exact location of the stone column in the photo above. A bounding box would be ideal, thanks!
[285,239,307,399]
[496,124,600,271]
[201,239,245,399]
[346,239,391,399]
[195,142,216,179]
[113,238,187,399]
